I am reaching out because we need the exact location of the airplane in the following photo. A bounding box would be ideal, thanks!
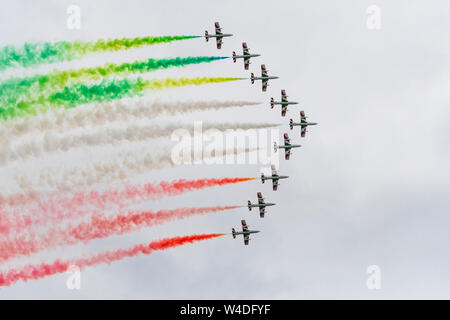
[261,164,289,191]
[289,111,318,137]
[232,220,260,245]
[270,89,299,117]
[205,22,233,49]
[251,64,279,92]
[247,192,276,218]
[232,42,260,70]
[274,133,301,160]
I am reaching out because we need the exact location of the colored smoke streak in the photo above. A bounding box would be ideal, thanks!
[0,56,228,107]
[0,178,255,235]
[0,35,199,71]
[0,233,226,287]
[0,206,240,262]
[0,77,243,120]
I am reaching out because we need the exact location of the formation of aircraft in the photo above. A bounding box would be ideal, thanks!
[203,22,319,245]
[274,133,301,160]
[250,64,279,92]
[232,42,260,70]
[247,192,276,218]
[270,89,299,117]
[289,111,318,137]
[205,22,233,49]
[232,220,260,245]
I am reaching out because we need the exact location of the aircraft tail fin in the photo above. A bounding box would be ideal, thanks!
[205,30,209,41]
[248,200,252,211]
[289,119,293,130]
[274,141,278,153]
[232,228,236,239]
[261,173,265,183]
[270,97,274,108]
[232,51,236,63]
[250,73,254,84]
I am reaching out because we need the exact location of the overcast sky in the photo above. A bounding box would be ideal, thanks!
[0,0,449,299]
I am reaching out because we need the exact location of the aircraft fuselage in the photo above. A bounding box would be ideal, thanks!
[291,122,318,126]
[234,54,261,59]
[207,34,233,38]
[273,101,298,105]
[234,230,260,236]
[253,76,279,80]
[262,175,289,180]
[278,144,301,149]
[248,203,276,208]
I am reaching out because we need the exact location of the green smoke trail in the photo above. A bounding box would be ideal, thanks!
[0,35,200,71]
[0,77,243,121]
[0,56,228,108]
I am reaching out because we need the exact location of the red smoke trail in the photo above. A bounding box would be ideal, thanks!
[0,206,240,262]
[0,178,255,237]
[0,233,226,287]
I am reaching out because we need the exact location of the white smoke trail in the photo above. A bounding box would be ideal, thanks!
[0,121,276,166]
[2,146,260,203]
[0,99,261,142]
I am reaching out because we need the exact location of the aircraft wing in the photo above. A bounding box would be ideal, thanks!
[262,79,268,92]
[285,148,291,160]
[259,207,265,218]
[272,179,279,191]
[271,164,277,176]
[242,42,249,54]
[261,64,268,77]
[216,37,222,49]
[284,133,291,146]
[301,127,307,137]
[257,192,264,205]
[244,57,250,70]
[300,111,307,121]
[281,89,287,102]
[214,22,222,35]
[244,234,249,245]
[241,220,249,233]
[281,105,287,117]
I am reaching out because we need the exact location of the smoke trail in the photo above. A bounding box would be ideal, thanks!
[0,122,275,165]
[0,77,243,120]
[0,178,256,235]
[0,56,227,108]
[11,146,260,199]
[0,206,238,262]
[0,35,199,71]
[2,147,258,232]
[0,100,261,142]
[0,233,225,287]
